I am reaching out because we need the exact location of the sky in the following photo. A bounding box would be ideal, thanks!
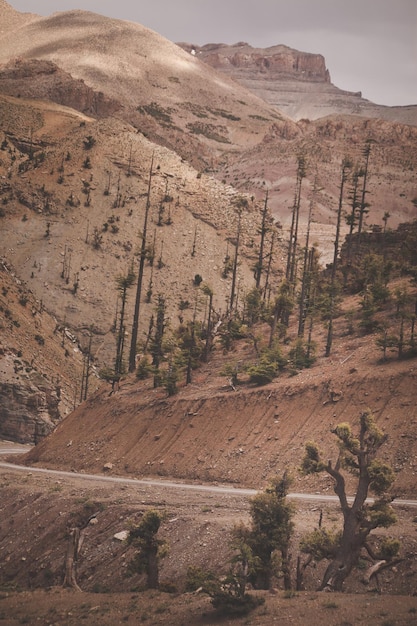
[9,0,417,106]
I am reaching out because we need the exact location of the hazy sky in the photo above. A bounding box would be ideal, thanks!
[9,0,417,106]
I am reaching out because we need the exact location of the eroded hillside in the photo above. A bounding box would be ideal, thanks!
[1,1,416,457]
[0,257,86,442]
[0,94,272,357]
[21,309,417,498]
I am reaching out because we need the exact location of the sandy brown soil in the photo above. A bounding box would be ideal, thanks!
[1,588,416,626]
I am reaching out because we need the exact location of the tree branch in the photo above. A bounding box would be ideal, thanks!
[326,459,350,516]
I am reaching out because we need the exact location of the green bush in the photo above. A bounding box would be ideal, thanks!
[185,566,217,593]
[247,358,277,385]
[288,338,316,370]
[211,587,264,616]
[136,357,153,380]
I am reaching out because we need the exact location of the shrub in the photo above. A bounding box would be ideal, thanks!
[288,338,316,370]
[185,566,217,592]
[136,357,152,380]
[83,135,96,150]
[247,358,277,385]
[137,103,173,125]
[211,586,264,616]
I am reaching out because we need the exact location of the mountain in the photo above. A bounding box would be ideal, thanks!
[0,1,292,439]
[182,42,417,126]
[1,2,417,611]
[0,3,292,169]
[0,1,416,242]
[0,1,416,447]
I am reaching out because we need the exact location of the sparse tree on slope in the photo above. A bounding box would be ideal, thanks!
[356,141,372,246]
[325,157,352,357]
[254,191,270,290]
[229,198,247,313]
[233,474,295,590]
[301,410,397,591]
[150,294,167,388]
[201,283,214,362]
[128,510,168,589]
[286,154,307,288]
[115,267,135,376]
[129,154,154,372]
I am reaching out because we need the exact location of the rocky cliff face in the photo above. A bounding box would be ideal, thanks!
[0,59,121,118]
[181,42,417,125]
[183,42,330,83]
[0,347,62,444]
[0,259,86,444]
[0,378,61,444]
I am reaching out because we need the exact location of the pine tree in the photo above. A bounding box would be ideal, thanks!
[129,155,154,372]
[150,295,166,388]
[286,154,307,286]
[115,267,135,376]
[233,474,294,590]
[229,199,247,313]
[254,191,269,290]
[128,510,168,589]
[325,157,351,357]
[356,141,372,246]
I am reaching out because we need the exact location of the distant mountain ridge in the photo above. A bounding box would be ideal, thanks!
[179,42,417,126]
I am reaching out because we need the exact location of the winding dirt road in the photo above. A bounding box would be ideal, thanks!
[1,442,416,508]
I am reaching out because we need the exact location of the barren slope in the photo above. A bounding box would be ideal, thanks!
[0,93,280,377]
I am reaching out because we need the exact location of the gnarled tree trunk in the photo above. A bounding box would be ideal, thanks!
[63,527,83,591]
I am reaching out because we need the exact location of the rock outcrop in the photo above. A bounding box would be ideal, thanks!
[0,373,61,445]
[182,42,330,83]
[0,59,121,118]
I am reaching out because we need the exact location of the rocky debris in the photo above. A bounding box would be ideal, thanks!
[113,530,129,541]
